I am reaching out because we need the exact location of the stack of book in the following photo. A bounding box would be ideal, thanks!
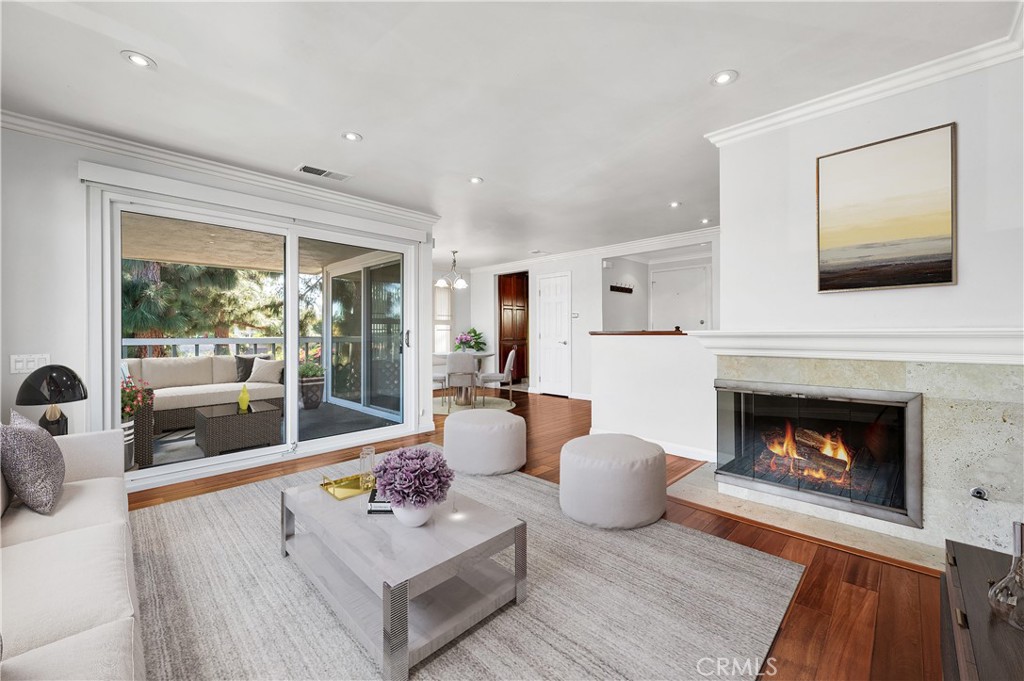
[367,488,392,515]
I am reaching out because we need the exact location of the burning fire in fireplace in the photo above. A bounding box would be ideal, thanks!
[762,421,852,483]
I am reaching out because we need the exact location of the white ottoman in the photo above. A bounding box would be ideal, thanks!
[444,410,527,475]
[559,434,666,529]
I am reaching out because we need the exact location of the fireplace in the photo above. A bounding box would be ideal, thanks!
[715,380,923,527]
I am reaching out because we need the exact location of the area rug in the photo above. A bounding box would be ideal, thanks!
[431,396,515,414]
[131,447,803,680]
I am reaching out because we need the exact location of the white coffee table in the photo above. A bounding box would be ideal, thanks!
[281,484,526,680]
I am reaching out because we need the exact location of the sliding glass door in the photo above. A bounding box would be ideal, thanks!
[114,206,418,472]
[300,240,404,442]
[366,260,403,415]
[118,212,286,469]
[329,269,363,405]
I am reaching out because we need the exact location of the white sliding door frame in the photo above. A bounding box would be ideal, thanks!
[83,164,427,492]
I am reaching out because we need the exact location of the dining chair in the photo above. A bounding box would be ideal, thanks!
[432,368,448,406]
[445,352,478,413]
[478,346,516,406]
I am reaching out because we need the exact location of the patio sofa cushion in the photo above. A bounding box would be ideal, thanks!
[234,353,270,381]
[249,357,284,384]
[1,521,137,659]
[123,358,142,380]
[212,355,238,384]
[0,617,144,681]
[1,477,129,548]
[152,381,284,411]
[139,356,212,389]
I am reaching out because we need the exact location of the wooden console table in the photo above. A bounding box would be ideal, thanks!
[941,539,1024,680]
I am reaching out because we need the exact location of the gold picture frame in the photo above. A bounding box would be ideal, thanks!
[817,123,957,293]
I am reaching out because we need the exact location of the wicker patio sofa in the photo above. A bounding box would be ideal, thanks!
[123,356,284,466]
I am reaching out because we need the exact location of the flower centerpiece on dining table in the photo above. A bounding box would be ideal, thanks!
[372,447,455,527]
[453,327,486,352]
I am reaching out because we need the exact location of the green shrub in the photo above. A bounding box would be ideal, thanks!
[299,361,325,378]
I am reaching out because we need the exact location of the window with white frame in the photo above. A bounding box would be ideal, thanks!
[433,285,453,352]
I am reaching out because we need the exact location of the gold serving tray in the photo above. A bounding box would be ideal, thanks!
[320,473,373,501]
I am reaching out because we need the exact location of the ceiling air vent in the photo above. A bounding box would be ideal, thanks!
[297,165,351,182]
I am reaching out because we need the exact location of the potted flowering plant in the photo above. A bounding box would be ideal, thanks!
[454,327,486,352]
[121,377,153,470]
[372,447,455,527]
[298,361,326,410]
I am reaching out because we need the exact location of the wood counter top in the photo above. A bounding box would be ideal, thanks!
[589,329,686,336]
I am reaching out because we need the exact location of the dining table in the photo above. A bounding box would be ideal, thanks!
[433,351,495,405]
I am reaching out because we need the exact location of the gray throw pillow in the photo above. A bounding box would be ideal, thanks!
[235,354,270,382]
[0,410,65,514]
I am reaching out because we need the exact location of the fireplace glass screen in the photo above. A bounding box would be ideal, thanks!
[717,389,909,513]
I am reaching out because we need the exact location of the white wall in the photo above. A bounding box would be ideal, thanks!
[650,256,714,331]
[1,127,435,432]
[471,252,602,398]
[590,335,718,460]
[601,257,649,331]
[719,58,1024,330]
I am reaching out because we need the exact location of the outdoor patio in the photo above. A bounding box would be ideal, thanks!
[148,402,399,467]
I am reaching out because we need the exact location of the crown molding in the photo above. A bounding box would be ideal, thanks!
[648,252,712,267]
[690,329,1024,366]
[470,226,719,275]
[1,110,440,228]
[706,10,1024,148]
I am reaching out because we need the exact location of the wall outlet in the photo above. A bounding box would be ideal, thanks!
[9,354,49,374]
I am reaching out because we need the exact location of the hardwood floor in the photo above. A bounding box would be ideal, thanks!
[127,391,941,680]
[665,499,940,680]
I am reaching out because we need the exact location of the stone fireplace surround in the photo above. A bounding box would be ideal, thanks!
[712,355,1022,553]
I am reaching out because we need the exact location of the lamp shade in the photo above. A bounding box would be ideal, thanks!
[16,365,88,406]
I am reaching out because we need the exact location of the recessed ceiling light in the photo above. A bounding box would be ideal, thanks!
[342,131,363,142]
[710,69,739,86]
[469,177,484,184]
[669,201,681,209]
[701,218,709,224]
[121,50,156,69]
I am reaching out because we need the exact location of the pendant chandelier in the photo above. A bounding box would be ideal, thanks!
[435,250,468,289]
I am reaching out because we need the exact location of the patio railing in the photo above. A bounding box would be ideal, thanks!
[121,336,326,360]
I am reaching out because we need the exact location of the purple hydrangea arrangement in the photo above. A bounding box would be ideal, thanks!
[372,447,455,508]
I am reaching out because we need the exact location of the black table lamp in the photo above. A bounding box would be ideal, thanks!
[16,364,88,436]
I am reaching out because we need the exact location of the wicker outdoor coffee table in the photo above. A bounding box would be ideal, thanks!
[195,401,282,457]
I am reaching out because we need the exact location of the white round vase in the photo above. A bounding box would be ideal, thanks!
[392,503,435,527]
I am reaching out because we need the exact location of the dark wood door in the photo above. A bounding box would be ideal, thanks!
[497,272,528,381]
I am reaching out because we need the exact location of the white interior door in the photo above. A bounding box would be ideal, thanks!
[650,265,710,331]
[536,272,571,396]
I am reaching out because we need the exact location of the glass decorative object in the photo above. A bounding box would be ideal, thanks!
[988,521,1024,631]
[359,446,377,490]
[237,384,250,414]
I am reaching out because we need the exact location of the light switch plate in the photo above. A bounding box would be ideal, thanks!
[9,354,49,374]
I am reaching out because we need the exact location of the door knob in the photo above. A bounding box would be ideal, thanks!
[699,320,705,325]
[559,340,568,345]
[405,330,411,347]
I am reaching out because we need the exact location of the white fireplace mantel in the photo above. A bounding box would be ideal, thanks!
[689,328,1024,365]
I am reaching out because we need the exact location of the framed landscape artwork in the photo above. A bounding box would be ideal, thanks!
[817,123,957,293]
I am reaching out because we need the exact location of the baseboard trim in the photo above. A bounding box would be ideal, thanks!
[569,392,592,401]
[589,428,716,462]
[667,495,943,577]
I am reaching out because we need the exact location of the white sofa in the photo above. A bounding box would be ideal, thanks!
[124,356,284,432]
[1,430,145,680]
